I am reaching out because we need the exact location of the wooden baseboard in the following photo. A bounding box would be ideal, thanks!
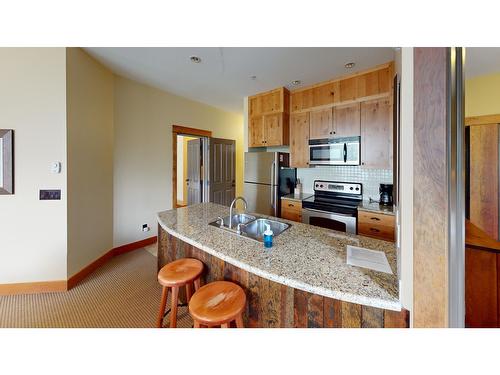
[67,250,115,290]
[67,236,157,289]
[112,236,157,256]
[0,280,67,296]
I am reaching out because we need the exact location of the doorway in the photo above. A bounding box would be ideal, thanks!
[172,125,236,209]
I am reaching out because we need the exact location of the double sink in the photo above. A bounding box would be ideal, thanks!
[208,213,290,243]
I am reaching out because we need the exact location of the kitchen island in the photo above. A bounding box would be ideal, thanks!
[157,203,408,328]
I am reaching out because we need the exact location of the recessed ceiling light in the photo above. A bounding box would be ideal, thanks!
[345,62,355,69]
[291,80,301,86]
[250,75,257,80]
[189,56,202,63]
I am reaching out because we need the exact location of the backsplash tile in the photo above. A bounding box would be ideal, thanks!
[296,166,393,201]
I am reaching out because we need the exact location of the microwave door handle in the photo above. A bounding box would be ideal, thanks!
[343,143,347,163]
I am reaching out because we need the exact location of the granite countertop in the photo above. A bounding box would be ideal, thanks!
[281,193,313,202]
[358,201,395,216]
[157,203,400,311]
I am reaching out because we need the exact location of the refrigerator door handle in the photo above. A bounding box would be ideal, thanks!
[270,161,276,208]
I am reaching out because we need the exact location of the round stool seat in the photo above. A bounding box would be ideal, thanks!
[158,258,203,287]
[189,281,246,326]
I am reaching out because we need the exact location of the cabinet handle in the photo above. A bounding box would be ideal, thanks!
[369,228,380,232]
[288,203,294,207]
[370,217,381,221]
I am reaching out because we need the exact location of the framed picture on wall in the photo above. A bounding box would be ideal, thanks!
[0,129,14,195]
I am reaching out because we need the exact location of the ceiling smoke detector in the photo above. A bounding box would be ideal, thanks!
[344,62,355,69]
[291,80,301,86]
[189,55,202,63]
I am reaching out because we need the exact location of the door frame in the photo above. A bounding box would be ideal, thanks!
[172,125,212,208]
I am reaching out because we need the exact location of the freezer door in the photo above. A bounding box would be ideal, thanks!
[244,182,278,216]
[244,152,277,185]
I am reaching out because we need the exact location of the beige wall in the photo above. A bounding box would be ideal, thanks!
[66,48,114,277]
[465,72,500,117]
[0,48,68,283]
[113,75,243,246]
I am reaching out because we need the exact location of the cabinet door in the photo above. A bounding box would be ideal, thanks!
[333,103,360,137]
[309,108,333,139]
[290,112,310,168]
[339,76,357,102]
[290,89,313,112]
[249,116,265,147]
[360,98,392,169]
[264,113,283,146]
[249,96,262,117]
[262,90,281,113]
[312,82,338,107]
[357,71,380,98]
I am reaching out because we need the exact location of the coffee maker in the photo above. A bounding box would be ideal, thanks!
[379,184,393,206]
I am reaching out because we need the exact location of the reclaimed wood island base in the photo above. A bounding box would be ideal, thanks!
[158,227,408,328]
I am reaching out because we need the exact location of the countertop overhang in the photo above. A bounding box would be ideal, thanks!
[157,203,401,311]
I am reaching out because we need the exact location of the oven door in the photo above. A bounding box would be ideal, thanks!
[301,207,357,234]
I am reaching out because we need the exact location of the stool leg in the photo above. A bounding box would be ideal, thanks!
[170,286,179,328]
[157,286,169,328]
[193,320,200,328]
[235,314,244,328]
[221,323,229,328]
[186,283,193,302]
[194,278,200,291]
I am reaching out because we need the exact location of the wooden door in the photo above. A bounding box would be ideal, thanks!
[290,89,313,112]
[360,98,392,169]
[290,112,310,168]
[309,108,333,139]
[334,103,360,138]
[249,116,265,147]
[249,96,262,117]
[261,90,281,113]
[187,138,201,205]
[469,124,499,240]
[209,138,236,206]
[264,113,282,146]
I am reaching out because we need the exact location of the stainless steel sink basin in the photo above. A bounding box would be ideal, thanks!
[240,218,290,241]
[208,215,290,243]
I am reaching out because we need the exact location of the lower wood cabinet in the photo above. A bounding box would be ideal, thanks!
[281,199,302,222]
[357,210,395,242]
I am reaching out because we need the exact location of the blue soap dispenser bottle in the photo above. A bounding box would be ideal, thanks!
[263,223,274,248]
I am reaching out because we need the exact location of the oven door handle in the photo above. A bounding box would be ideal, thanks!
[302,207,355,218]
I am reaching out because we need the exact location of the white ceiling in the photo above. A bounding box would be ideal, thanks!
[84,47,396,114]
[465,47,500,79]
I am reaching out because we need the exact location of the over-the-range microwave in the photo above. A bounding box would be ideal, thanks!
[308,136,360,166]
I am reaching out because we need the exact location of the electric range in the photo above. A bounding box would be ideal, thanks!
[301,180,362,234]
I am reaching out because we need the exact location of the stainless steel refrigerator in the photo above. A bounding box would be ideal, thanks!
[244,152,296,217]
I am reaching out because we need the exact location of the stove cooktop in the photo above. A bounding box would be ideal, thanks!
[301,180,363,215]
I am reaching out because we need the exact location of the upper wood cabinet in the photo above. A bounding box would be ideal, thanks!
[334,103,360,138]
[248,88,290,147]
[290,112,310,168]
[309,108,333,139]
[360,98,392,169]
[290,62,393,114]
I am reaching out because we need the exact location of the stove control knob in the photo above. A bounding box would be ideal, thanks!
[350,187,354,190]
[355,187,359,191]
[320,184,324,188]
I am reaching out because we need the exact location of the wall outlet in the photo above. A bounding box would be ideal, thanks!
[142,224,150,232]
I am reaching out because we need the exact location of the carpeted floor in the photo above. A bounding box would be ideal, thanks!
[0,250,192,328]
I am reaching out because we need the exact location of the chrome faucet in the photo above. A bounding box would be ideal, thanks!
[229,196,248,229]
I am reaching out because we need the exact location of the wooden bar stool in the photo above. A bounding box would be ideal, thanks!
[188,281,246,328]
[157,258,203,328]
